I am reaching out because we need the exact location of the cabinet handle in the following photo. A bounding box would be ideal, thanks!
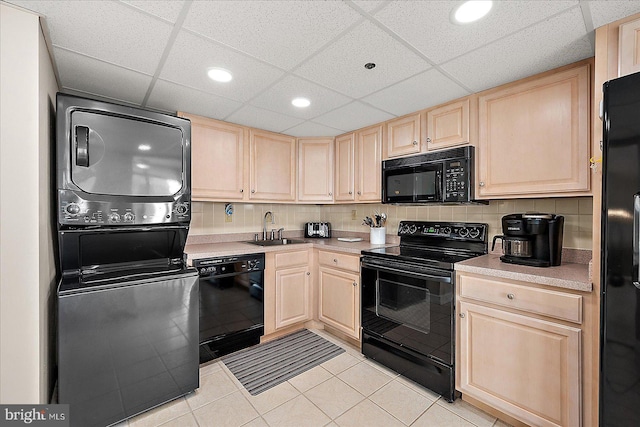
[306,272,310,276]
[426,137,431,143]
[329,192,333,196]
[333,259,338,263]
[240,189,244,193]
[479,181,485,187]
[349,191,353,195]
[459,313,465,318]
[507,293,515,300]
[357,191,361,195]
[412,140,418,146]
[251,189,256,193]
[352,282,357,287]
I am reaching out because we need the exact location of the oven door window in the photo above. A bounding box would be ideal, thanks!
[377,278,431,334]
[384,164,442,203]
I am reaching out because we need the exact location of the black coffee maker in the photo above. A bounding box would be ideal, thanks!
[492,213,564,267]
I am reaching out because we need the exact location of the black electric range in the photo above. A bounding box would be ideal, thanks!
[360,220,488,402]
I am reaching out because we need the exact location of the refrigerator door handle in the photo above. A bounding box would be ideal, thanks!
[633,194,640,289]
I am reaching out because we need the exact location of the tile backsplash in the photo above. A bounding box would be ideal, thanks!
[190,197,593,250]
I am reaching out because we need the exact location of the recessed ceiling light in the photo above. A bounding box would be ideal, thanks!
[138,144,151,151]
[292,97,311,108]
[207,67,233,83]
[453,1,492,24]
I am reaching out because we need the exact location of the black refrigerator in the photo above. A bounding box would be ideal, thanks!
[601,71,640,426]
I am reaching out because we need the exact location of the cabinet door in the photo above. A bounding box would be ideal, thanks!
[385,113,421,158]
[425,98,470,151]
[249,130,296,201]
[298,138,334,202]
[457,301,581,427]
[357,125,382,202]
[619,18,640,77]
[318,266,359,339]
[275,265,310,329]
[181,113,245,201]
[477,64,590,198]
[334,133,356,202]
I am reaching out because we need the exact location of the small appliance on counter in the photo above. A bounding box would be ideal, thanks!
[304,222,331,238]
[492,213,564,267]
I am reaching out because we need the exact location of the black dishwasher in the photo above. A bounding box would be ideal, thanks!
[193,253,265,363]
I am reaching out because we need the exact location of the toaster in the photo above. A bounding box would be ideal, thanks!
[304,222,331,238]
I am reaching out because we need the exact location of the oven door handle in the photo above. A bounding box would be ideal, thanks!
[363,262,452,284]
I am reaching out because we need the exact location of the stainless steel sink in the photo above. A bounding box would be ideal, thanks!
[245,238,307,246]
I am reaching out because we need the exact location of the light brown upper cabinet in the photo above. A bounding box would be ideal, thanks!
[425,97,474,151]
[334,133,356,202]
[356,125,382,202]
[619,17,640,77]
[298,138,334,202]
[180,112,246,201]
[249,129,296,202]
[334,125,382,203]
[384,113,421,159]
[476,61,591,199]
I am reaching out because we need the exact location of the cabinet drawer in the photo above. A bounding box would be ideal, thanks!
[274,250,309,268]
[458,274,582,324]
[318,251,360,272]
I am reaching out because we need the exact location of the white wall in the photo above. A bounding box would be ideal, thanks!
[0,3,58,403]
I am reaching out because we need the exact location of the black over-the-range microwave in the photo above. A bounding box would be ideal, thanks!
[382,146,484,204]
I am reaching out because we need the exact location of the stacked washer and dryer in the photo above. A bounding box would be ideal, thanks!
[55,94,199,427]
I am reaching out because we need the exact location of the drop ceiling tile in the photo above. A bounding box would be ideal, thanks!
[225,106,305,134]
[589,1,640,28]
[54,48,152,105]
[146,80,243,119]
[312,101,394,132]
[362,69,470,116]
[161,31,285,103]
[441,8,593,93]
[183,1,362,70]
[250,76,353,120]
[351,1,388,13]
[119,0,186,23]
[294,20,431,98]
[9,0,173,74]
[284,122,344,138]
[374,0,578,64]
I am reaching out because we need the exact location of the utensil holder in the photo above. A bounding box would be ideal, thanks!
[370,227,386,244]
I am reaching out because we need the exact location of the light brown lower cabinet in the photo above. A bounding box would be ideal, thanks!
[317,251,360,340]
[456,272,583,427]
[264,249,312,336]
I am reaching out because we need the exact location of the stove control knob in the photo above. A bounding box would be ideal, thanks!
[459,227,469,238]
[123,212,135,222]
[399,224,408,234]
[442,227,452,235]
[409,225,417,234]
[65,203,81,216]
[109,213,121,222]
[468,228,480,238]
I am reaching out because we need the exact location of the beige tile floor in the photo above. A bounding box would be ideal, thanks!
[118,330,512,427]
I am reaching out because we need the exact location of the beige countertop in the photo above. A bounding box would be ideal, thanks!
[184,237,394,264]
[455,254,592,292]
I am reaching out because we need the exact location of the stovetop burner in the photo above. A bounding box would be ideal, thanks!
[361,221,488,269]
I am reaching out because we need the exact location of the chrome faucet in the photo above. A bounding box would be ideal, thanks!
[263,211,274,240]
[277,227,285,240]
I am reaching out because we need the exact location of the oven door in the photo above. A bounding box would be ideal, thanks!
[361,257,454,364]
[383,163,443,204]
